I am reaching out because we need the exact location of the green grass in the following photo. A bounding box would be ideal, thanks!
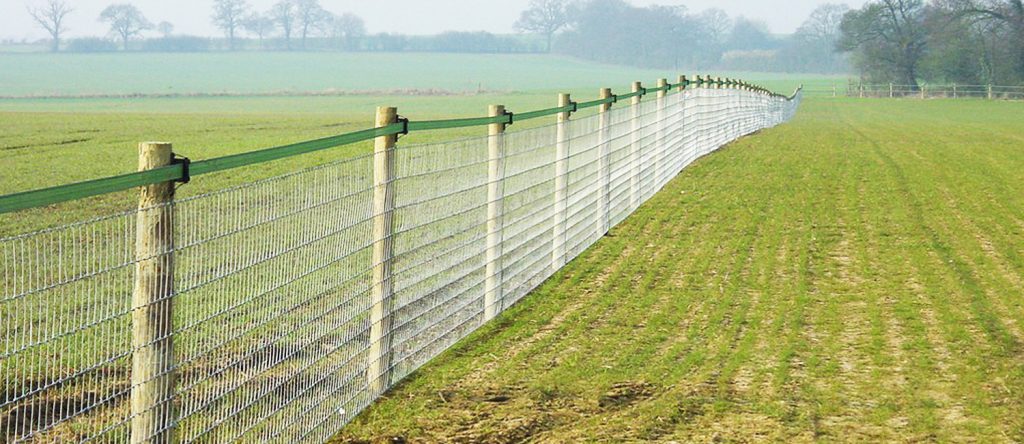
[331,98,1024,443]
[5,59,1013,440]
[0,52,828,98]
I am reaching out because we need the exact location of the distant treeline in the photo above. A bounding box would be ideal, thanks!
[60,32,548,54]
[548,0,848,74]
[838,0,1024,87]
[23,0,850,74]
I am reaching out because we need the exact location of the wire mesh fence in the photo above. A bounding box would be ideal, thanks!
[1,85,800,443]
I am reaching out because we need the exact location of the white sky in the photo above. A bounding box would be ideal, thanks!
[2,0,869,41]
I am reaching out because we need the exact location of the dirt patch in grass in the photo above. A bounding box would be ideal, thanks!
[597,382,656,409]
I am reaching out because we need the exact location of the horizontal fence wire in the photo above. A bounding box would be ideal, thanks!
[846,83,1024,99]
[1,85,801,443]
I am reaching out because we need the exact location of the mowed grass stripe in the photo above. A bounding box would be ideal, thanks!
[334,98,1024,443]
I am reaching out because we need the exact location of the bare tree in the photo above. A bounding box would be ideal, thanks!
[797,4,850,49]
[99,4,152,51]
[27,0,73,52]
[271,0,296,50]
[243,13,275,49]
[212,0,249,50]
[698,8,732,46]
[330,13,366,51]
[294,0,328,50]
[515,0,570,52]
[157,21,174,37]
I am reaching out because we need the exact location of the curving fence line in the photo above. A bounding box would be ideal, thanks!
[0,76,801,443]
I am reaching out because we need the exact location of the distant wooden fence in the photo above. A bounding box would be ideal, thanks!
[842,83,1024,100]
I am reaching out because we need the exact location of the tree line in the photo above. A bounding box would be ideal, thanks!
[838,0,1024,87]
[517,0,849,73]
[24,0,848,72]
[25,0,546,53]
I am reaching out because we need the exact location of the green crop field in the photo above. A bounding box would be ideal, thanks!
[2,52,1019,442]
[332,98,1024,443]
[0,52,832,98]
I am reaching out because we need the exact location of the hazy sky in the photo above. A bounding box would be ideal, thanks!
[2,0,869,41]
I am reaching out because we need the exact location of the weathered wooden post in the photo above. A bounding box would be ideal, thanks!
[598,88,613,235]
[921,84,926,100]
[988,84,994,100]
[368,106,398,396]
[552,93,571,272]
[953,83,958,99]
[655,78,668,190]
[484,105,507,321]
[859,81,864,98]
[890,82,894,98]
[131,142,178,444]
[629,81,642,210]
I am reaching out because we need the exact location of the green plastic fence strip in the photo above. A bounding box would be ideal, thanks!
[515,104,575,122]
[617,90,642,100]
[577,96,616,110]
[0,164,186,214]
[0,124,404,214]
[408,115,510,131]
[189,124,404,176]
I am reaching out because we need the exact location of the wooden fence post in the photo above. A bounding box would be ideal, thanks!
[953,83,958,99]
[552,93,571,272]
[131,142,178,444]
[921,84,926,100]
[890,83,894,98]
[629,81,642,211]
[988,84,993,100]
[484,105,507,321]
[598,88,612,235]
[368,106,398,396]
[678,75,687,164]
[655,78,668,190]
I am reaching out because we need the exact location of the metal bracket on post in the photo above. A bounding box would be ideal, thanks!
[395,116,410,139]
[172,154,191,184]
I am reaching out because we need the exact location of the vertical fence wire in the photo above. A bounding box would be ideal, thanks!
[0,88,801,443]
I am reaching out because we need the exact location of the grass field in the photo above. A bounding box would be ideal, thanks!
[2,54,1019,441]
[331,98,1024,443]
[0,52,832,98]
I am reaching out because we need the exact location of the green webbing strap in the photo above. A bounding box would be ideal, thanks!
[0,164,186,214]
[577,96,616,110]
[189,123,405,176]
[408,114,511,131]
[617,89,645,101]
[0,123,405,214]
[515,103,575,121]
